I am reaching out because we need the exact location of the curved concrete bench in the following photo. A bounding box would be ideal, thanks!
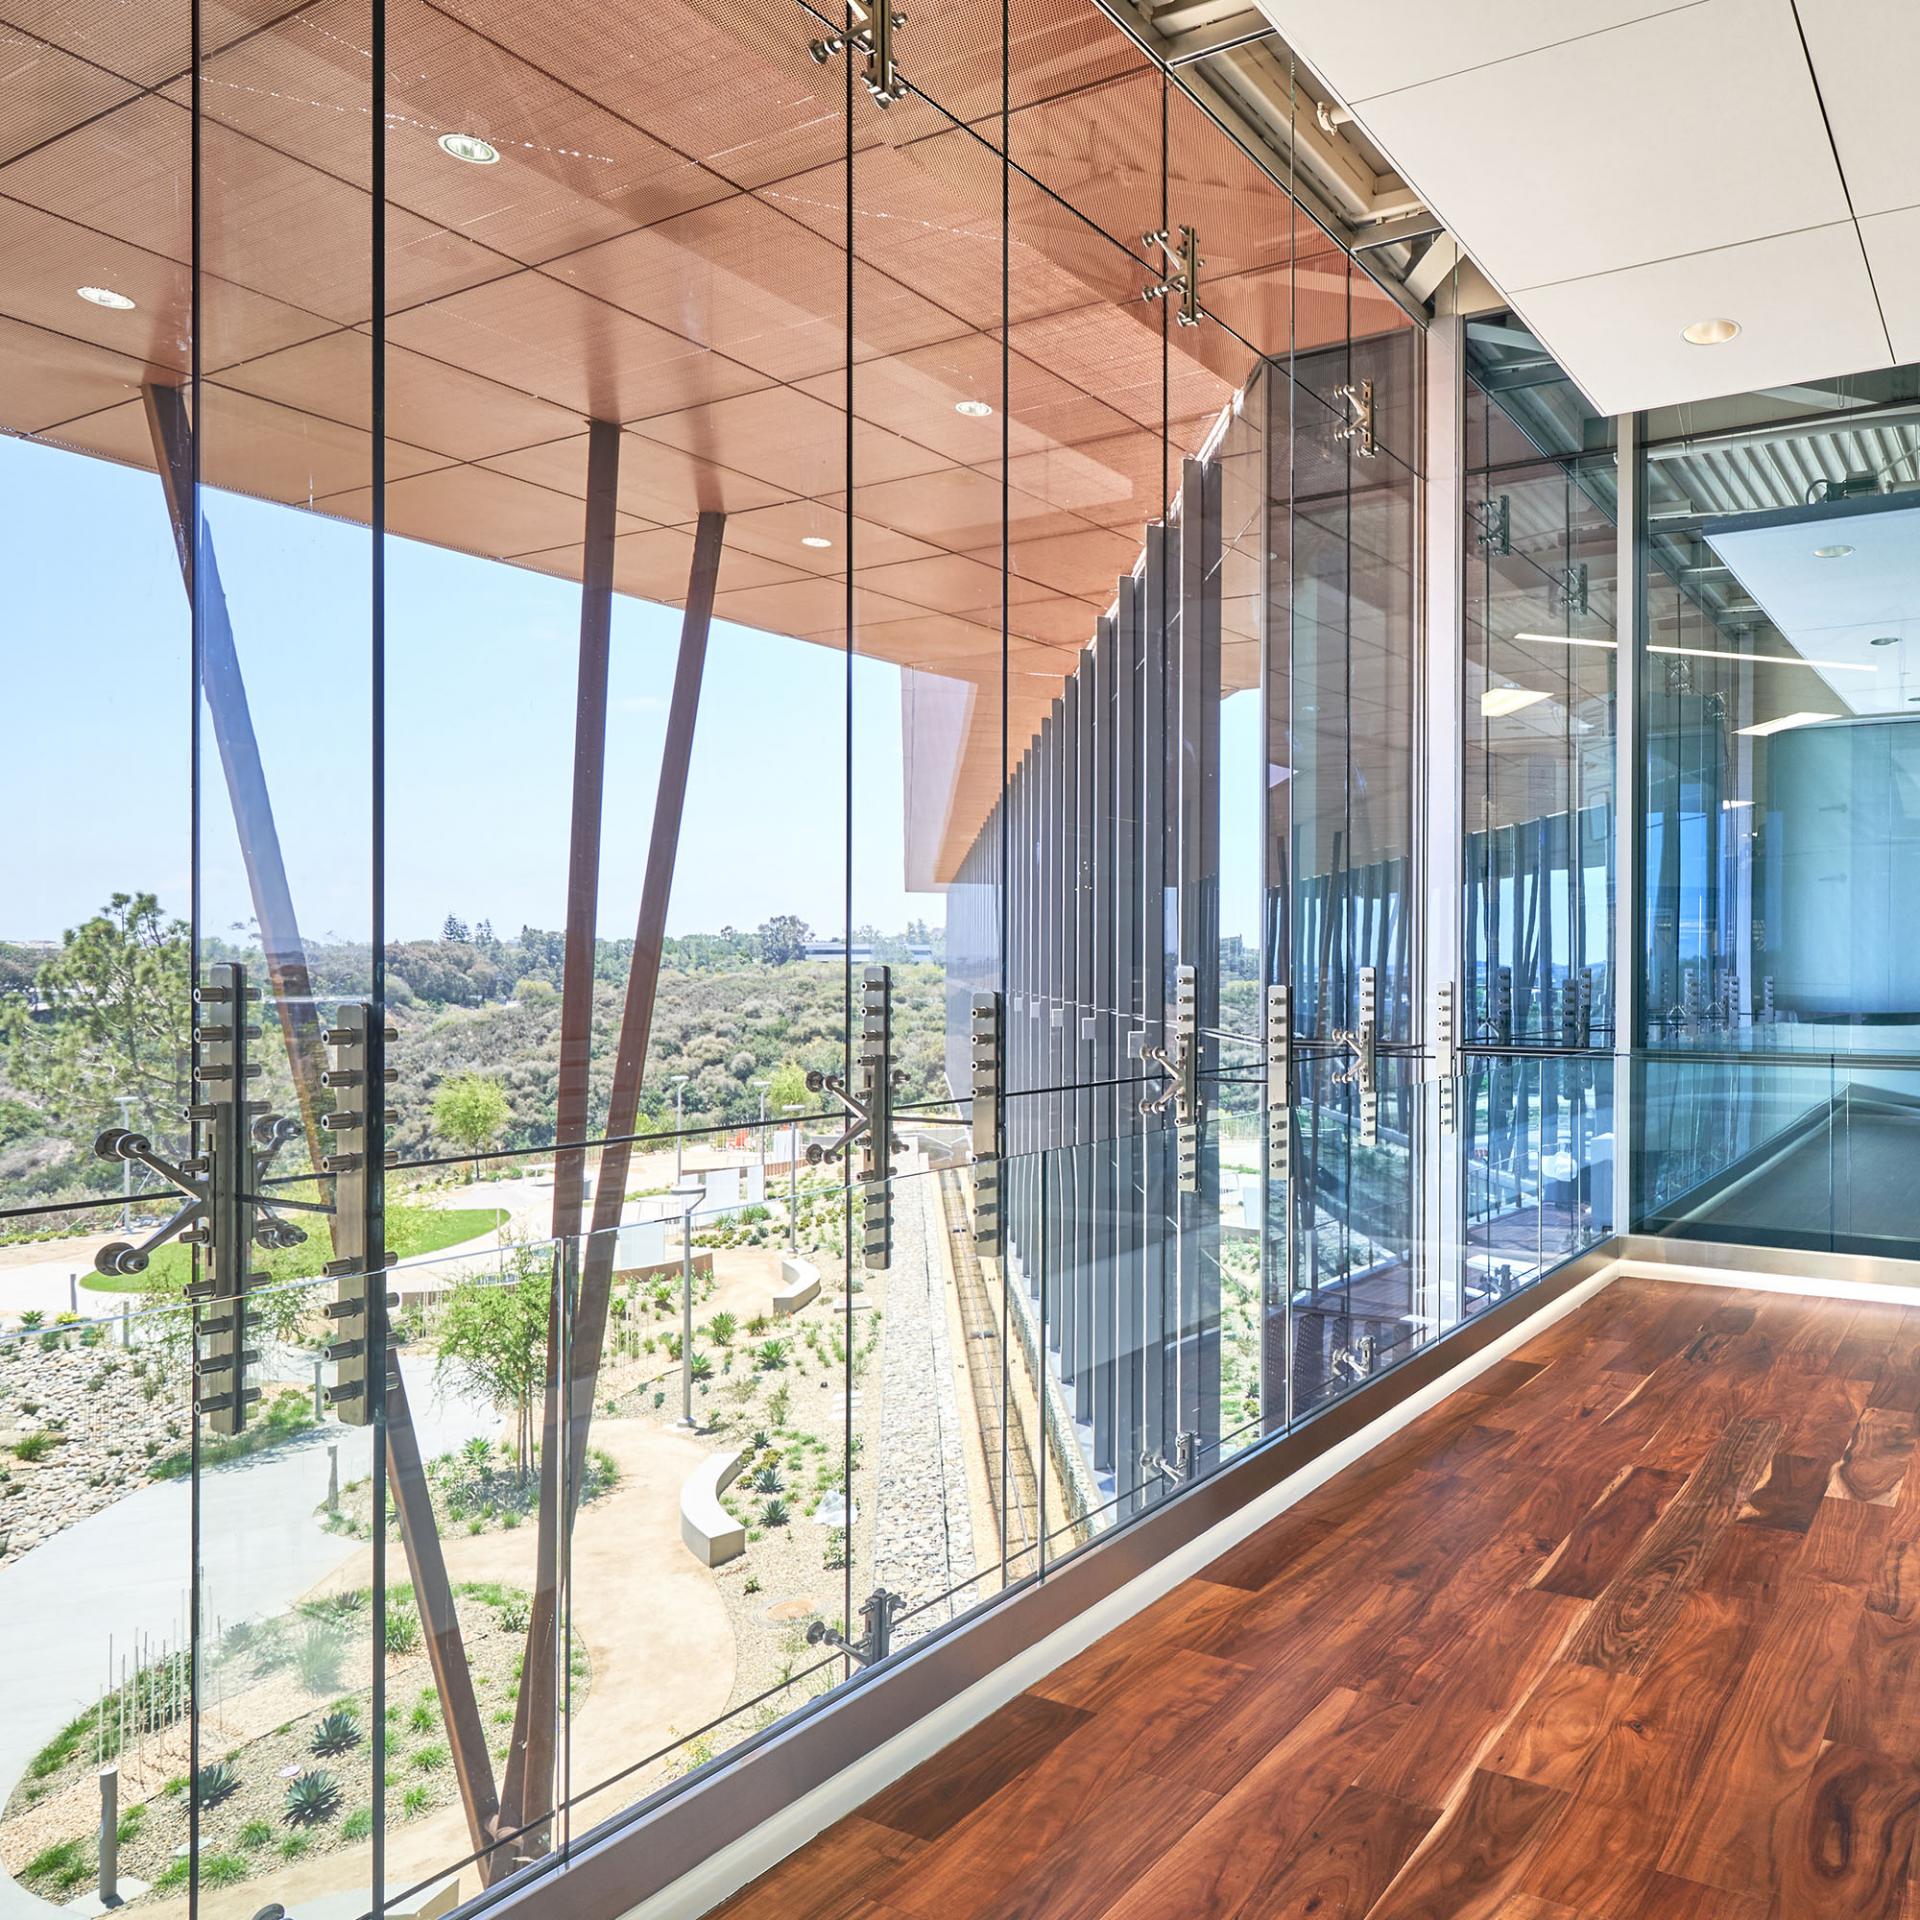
[680,1448,747,1568]
[773,1256,820,1316]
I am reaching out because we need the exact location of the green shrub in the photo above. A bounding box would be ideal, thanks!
[202,1854,250,1888]
[705,1312,738,1346]
[408,1700,436,1734]
[279,1834,311,1860]
[402,1784,431,1819]
[411,1743,449,1772]
[12,1431,56,1462]
[342,1807,374,1841]
[283,1770,342,1826]
[384,1595,422,1657]
[238,1820,273,1849]
[25,1840,91,1894]
[310,1707,361,1756]
[295,1623,345,1694]
[196,1760,240,1807]
[761,1497,791,1527]
[754,1339,790,1371]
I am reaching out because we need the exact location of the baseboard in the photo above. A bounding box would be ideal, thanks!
[1618,1233,1920,1304]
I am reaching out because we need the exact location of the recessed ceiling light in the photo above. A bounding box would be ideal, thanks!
[800,535,832,549]
[438,132,500,165]
[1481,686,1551,718]
[954,399,993,418]
[1722,798,1753,810]
[76,285,135,310]
[1813,543,1854,560]
[1682,317,1740,346]
[1872,635,1899,647]
[1736,711,1838,737]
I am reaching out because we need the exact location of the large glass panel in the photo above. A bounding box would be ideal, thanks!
[1633,380,1920,1254]
[0,2,202,1909]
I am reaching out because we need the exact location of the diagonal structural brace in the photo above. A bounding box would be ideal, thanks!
[141,384,504,1876]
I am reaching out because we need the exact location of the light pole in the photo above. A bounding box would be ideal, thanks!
[670,1075,689,1183]
[112,1095,136,1231]
[781,1103,807,1254]
[672,1177,704,1430]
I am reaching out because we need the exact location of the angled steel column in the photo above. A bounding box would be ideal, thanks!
[502,417,623,1857]
[502,506,726,1852]
[141,384,502,1873]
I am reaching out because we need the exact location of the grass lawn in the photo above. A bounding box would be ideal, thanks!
[81,1206,508,1294]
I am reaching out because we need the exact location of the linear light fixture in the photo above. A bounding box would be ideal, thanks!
[1510,633,1875,673]
[1480,686,1551,718]
[1736,711,1839,737]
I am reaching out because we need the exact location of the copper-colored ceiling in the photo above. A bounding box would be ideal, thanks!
[0,0,1406,884]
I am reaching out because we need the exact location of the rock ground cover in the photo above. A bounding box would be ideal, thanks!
[0,1583,568,1906]
[0,1322,193,1563]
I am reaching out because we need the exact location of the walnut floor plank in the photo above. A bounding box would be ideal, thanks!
[707,1279,1920,1920]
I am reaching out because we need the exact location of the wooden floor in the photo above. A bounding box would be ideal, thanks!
[712,1277,1920,1920]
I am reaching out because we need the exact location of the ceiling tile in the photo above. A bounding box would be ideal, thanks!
[549,196,966,384]
[0,313,174,436]
[1859,207,1920,366]
[0,196,328,372]
[382,270,773,420]
[1258,0,1693,104]
[1796,0,1920,218]
[220,332,584,462]
[1352,0,1850,293]
[322,461,653,556]
[1513,222,1891,416]
[0,19,139,164]
[484,431,794,526]
[631,386,948,496]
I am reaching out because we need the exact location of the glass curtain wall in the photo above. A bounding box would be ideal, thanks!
[1458,318,1620,1307]
[0,10,1573,1919]
[1630,365,1920,1256]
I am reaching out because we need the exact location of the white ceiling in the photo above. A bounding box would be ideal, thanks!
[1258,0,1914,415]
[1706,502,1920,715]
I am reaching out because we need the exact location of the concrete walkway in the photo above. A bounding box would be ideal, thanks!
[0,1354,494,1920]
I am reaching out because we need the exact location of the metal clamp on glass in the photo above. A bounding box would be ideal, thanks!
[807,1587,906,1667]
[1139,966,1201,1191]
[1141,225,1203,328]
[806,967,904,1270]
[1331,965,1379,1148]
[1334,377,1376,457]
[808,0,909,106]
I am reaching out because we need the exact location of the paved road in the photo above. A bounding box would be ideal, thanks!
[0,1353,494,1920]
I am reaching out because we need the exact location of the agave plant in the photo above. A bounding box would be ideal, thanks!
[283,1770,342,1827]
[310,1708,361,1757]
[195,1761,240,1808]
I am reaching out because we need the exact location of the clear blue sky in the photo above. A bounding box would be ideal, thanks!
[3,433,943,946]
[4,432,1269,957]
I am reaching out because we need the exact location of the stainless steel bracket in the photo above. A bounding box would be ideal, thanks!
[806,967,903,1269]
[1334,378,1376,457]
[1330,966,1379,1147]
[1141,226,1203,328]
[808,1586,907,1666]
[809,0,909,106]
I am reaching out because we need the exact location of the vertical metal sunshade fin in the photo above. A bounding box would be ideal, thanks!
[971,991,1002,1260]
[318,1003,394,1425]
[192,962,262,1435]
[807,967,904,1270]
